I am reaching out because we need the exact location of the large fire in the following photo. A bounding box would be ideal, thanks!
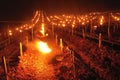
[36,41,52,54]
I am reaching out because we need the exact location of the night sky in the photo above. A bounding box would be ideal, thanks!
[0,0,120,20]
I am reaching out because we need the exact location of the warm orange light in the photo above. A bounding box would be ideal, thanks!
[16,28,19,31]
[82,22,85,25]
[9,30,12,36]
[117,18,120,21]
[47,17,50,22]
[100,19,103,25]
[29,26,32,29]
[9,30,12,33]
[58,24,60,26]
[20,26,23,29]
[72,24,75,28]
[79,20,81,23]
[100,19,103,22]
[100,16,104,25]
[23,25,26,28]
[9,32,12,36]
[66,19,68,22]
[93,25,97,29]
[46,33,48,36]
[101,16,104,19]
[40,23,45,36]
[25,28,28,30]
[36,41,52,54]
[100,22,103,25]
[20,30,22,32]
[62,23,65,27]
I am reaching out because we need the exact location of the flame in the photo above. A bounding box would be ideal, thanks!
[40,23,45,36]
[9,30,12,36]
[36,41,52,54]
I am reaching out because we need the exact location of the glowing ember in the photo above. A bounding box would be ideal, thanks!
[36,41,52,54]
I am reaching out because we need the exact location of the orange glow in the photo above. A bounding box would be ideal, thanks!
[100,19,103,25]
[25,28,28,30]
[72,24,75,28]
[114,17,117,19]
[20,26,23,29]
[9,32,12,36]
[36,41,52,54]
[66,19,68,22]
[9,30,12,36]
[29,26,32,29]
[23,25,26,27]
[58,24,60,26]
[117,18,120,21]
[47,17,50,22]
[46,33,48,36]
[20,30,22,32]
[79,20,81,22]
[100,22,103,25]
[16,28,19,30]
[62,23,65,27]
[40,23,45,36]
[100,19,103,22]
[9,30,12,33]
[100,16,104,25]
[93,25,97,29]
[82,22,85,25]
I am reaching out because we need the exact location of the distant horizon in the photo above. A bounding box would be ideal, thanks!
[0,0,120,20]
[0,9,120,21]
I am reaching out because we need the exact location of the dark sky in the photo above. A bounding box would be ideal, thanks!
[0,0,120,20]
